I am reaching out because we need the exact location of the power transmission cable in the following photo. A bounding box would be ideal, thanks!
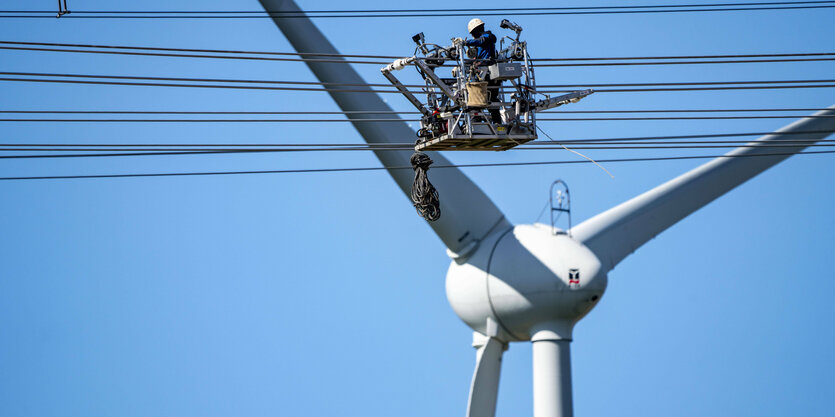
[0,108,831,115]
[532,57,835,67]
[3,73,835,93]
[0,40,399,59]
[0,45,391,65]
[598,85,835,92]
[537,115,835,120]
[4,139,832,148]
[534,52,835,61]
[3,42,835,67]
[0,76,409,93]
[6,2,835,14]
[4,141,835,159]
[554,129,835,143]
[4,140,832,150]
[3,2,835,18]
[4,130,833,148]
[0,110,416,115]
[0,71,424,88]
[531,52,835,67]
[550,108,835,113]
[4,143,835,160]
[8,70,833,87]
[3,142,833,152]
[4,132,834,163]
[1,150,832,181]
[539,79,835,87]
[3,115,834,122]
[4,40,834,63]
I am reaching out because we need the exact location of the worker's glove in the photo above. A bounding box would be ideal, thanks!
[452,37,464,45]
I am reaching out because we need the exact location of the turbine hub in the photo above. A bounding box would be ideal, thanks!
[446,223,607,341]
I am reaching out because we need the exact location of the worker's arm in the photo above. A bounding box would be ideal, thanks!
[464,33,491,47]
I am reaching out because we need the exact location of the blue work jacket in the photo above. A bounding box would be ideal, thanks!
[464,30,497,61]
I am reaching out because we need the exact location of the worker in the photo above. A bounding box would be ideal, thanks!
[463,18,497,61]
[460,18,501,124]
[452,18,497,65]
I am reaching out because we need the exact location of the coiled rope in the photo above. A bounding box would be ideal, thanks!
[410,151,441,221]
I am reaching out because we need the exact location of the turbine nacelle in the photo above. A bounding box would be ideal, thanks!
[446,223,608,341]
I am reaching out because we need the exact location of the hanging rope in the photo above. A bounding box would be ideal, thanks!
[410,151,441,221]
[537,125,615,178]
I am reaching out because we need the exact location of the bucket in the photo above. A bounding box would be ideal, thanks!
[466,82,489,108]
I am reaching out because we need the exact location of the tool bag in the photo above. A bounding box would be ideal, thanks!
[466,81,489,108]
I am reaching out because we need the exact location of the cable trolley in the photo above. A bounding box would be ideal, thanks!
[382,19,594,152]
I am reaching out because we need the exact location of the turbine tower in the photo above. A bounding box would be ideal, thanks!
[258,1,835,416]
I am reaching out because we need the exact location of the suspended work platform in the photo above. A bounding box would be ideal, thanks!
[380,21,594,151]
[416,134,537,151]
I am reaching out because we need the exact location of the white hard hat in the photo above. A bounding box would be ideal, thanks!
[468,18,485,34]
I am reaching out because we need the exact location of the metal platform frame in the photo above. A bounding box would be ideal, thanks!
[381,31,593,151]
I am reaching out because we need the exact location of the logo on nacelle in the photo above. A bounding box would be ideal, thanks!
[568,268,581,289]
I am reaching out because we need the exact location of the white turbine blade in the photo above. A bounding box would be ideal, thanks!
[258,0,510,255]
[466,333,505,417]
[572,106,835,271]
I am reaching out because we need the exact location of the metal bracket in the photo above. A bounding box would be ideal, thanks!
[380,70,431,116]
[56,0,70,18]
[535,89,594,112]
[414,59,457,102]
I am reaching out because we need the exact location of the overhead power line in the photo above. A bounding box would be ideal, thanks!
[1,150,832,181]
[0,77,827,93]
[535,52,835,62]
[552,129,835,143]
[7,2,835,14]
[550,108,835,113]
[532,57,835,67]
[5,138,833,148]
[532,52,835,67]
[3,1,835,18]
[0,108,830,115]
[2,41,834,67]
[0,45,391,65]
[4,40,833,61]
[0,76,407,93]
[3,115,834,122]
[0,40,398,59]
[3,130,832,148]
[3,131,833,159]
[539,79,835,87]
[3,143,835,160]
[2,72,834,93]
[5,138,833,150]
[5,145,835,161]
[0,71,433,89]
[13,71,833,88]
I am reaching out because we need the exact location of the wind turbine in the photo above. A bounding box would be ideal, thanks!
[258,1,835,416]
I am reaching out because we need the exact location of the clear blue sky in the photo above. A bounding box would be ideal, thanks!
[1,1,833,416]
